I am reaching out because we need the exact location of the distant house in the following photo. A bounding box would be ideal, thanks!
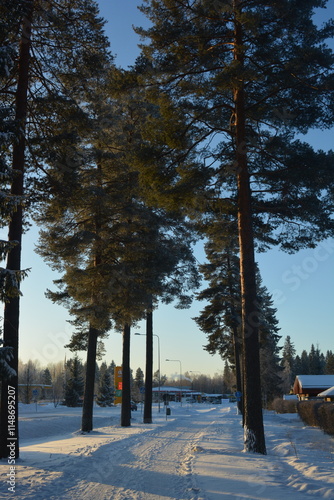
[293,375,334,400]
[317,386,334,402]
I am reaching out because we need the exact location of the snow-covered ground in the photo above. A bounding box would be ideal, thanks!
[1,400,334,499]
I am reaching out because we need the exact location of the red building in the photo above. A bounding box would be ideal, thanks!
[293,375,334,400]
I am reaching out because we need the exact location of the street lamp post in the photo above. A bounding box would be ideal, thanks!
[135,332,161,413]
[166,359,182,406]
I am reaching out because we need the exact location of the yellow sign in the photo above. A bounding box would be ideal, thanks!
[114,366,122,404]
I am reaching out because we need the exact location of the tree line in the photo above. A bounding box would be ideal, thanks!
[1,0,333,458]
[17,357,115,407]
[17,356,238,406]
[280,336,334,393]
[18,339,334,409]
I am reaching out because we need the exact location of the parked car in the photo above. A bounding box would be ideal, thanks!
[130,401,137,411]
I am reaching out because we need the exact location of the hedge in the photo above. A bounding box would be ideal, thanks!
[271,398,334,436]
[270,398,298,414]
[297,400,334,436]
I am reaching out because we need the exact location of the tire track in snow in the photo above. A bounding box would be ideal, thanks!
[11,406,223,500]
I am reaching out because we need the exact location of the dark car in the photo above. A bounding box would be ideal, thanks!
[130,401,137,411]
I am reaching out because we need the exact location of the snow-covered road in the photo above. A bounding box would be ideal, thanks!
[15,406,220,500]
[1,402,334,499]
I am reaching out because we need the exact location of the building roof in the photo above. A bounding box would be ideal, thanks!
[295,375,334,389]
[318,385,334,397]
[152,386,192,393]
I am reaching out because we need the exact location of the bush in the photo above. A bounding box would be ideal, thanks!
[318,403,334,436]
[297,400,322,427]
[270,398,298,414]
[297,401,334,435]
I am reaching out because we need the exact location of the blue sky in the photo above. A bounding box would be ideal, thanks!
[17,1,334,379]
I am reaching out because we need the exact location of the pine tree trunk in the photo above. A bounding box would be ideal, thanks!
[81,325,99,432]
[233,1,266,454]
[121,324,131,427]
[143,308,153,423]
[81,211,102,432]
[0,1,33,460]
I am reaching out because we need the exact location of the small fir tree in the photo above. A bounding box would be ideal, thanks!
[41,367,52,399]
[64,356,84,407]
[133,367,145,402]
[96,370,114,407]
[280,336,296,383]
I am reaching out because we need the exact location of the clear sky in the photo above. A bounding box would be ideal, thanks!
[15,0,334,379]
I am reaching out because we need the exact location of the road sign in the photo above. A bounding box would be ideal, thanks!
[140,387,145,394]
[32,389,38,397]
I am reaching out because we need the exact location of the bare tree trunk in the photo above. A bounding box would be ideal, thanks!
[233,0,266,454]
[121,324,131,427]
[143,307,153,423]
[81,325,99,432]
[0,1,33,460]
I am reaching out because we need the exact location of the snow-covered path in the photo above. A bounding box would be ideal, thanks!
[1,402,334,499]
[13,406,219,500]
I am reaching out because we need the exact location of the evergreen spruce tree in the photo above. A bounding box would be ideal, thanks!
[133,367,145,402]
[42,368,52,386]
[64,356,84,407]
[194,233,243,412]
[41,367,52,399]
[195,238,282,408]
[108,361,116,380]
[135,0,334,453]
[300,350,310,374]
[280,336,296,392]
[281,337,296,372]
[325,351,334,374]
[96,370,114,407]
[134,367,145,390]
[293,355,302,379]
[309,344,324,374]
[257,278,283,405]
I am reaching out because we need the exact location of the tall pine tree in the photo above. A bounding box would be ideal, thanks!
[0,0,34,459]
[135,0,334,453]
[0,0,113,458]
[37,59,200,430]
